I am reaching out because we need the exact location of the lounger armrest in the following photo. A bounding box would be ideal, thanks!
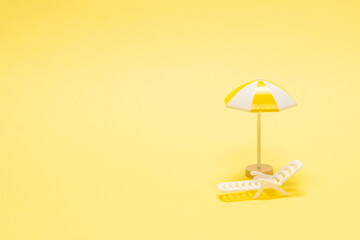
[251,171,273,180]
[255,178,281,186]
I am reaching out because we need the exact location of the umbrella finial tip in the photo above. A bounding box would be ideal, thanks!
[258,78,263,81]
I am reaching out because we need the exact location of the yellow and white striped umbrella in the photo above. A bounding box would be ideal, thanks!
[225,78,296,112]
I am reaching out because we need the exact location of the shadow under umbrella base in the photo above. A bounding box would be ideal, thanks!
[245,163,273,178]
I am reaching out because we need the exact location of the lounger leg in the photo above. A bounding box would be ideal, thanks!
[253,184,288,199]
[270,185,288,197]
[253,185,265,199]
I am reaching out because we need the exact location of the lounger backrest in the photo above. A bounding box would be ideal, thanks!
[272,160,303,185]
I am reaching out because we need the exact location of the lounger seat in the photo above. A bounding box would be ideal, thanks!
[217,160,303,199]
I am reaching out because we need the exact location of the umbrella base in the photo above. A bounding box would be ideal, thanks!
[245,164,273,178]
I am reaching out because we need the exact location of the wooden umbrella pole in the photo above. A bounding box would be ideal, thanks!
[257,112,261,169]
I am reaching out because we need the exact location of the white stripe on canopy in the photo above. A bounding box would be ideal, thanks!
[263,81,296,111]
[227,81,258,111]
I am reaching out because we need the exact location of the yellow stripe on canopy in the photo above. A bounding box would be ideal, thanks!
[224,80,256,105]
[250,81,279,112]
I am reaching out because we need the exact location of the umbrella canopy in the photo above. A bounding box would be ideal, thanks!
[225,78,296,112]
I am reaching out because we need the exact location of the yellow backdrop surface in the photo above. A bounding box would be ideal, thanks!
[1,0,360,239]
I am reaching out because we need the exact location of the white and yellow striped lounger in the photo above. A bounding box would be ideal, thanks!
[218,160,303,199]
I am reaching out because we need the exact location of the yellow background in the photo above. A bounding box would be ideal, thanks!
[0,0,359,239]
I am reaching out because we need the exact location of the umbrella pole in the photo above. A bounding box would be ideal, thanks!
[257,112,261,169]
[245,111,272,178]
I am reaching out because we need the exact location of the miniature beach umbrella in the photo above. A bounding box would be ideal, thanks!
[225,78,297,178]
